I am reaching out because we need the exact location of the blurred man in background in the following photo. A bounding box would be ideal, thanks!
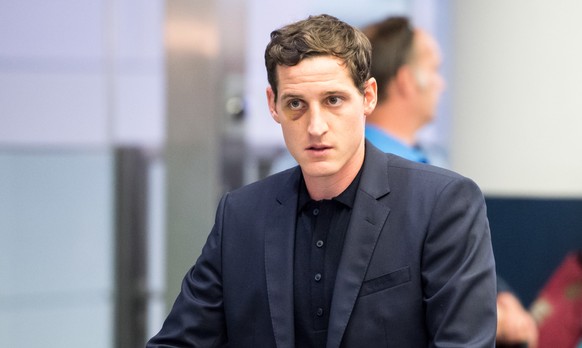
[362,16,443,164]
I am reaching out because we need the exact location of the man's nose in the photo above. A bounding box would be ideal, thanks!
[307,106,328,136]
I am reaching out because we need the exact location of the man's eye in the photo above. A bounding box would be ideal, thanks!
[328,96,342,105]
[288,100,302,110]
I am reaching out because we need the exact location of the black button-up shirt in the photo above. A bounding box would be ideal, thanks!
[293,169,362,347]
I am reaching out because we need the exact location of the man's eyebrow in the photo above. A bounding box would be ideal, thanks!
[281,90,347,99]
[280,93,303,101]
[323,90,347,95]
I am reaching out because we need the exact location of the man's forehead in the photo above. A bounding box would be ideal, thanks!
[274,56,355,91]
[276,56,346,74]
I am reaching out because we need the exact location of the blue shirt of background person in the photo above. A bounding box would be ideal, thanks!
[365,124,428,163]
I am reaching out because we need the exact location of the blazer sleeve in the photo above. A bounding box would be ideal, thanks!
[146,194,229,348]
[421,176,497,347]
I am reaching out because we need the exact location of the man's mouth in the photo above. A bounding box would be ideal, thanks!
[307,144,330,150]
[306,145,332,155]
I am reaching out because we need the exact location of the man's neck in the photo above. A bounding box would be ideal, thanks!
[366,101,420,146]
[302,146,365,201]
[304,175,354,201]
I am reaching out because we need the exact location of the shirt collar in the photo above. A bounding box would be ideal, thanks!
[297,163,363,212]
[365,124,428,163]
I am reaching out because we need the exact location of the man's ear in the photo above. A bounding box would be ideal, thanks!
[396,65,417,97]
[266,86,280,123]
[363,77,378,116]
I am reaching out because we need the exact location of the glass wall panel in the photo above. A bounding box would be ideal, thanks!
[0,149,114,347]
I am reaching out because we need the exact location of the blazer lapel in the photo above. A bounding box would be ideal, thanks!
[265,168,300,348]
[326,143,392,348]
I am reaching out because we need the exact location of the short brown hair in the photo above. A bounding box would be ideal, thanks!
[265,14,372,100]
[362,16,414,103]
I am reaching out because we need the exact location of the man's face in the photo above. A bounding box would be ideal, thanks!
[411,30,445,123]
[267,56,377,182]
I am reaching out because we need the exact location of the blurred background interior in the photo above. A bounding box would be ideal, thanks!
[1,0,581,346]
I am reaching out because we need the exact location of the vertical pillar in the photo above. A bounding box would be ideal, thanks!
[164,0,221,307]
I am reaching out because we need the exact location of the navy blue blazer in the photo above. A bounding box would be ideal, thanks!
[148,142,497,347]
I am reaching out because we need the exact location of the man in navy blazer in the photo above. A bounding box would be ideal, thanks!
[148,14,497,347]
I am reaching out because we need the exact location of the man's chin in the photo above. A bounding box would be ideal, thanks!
[298,162,336,179]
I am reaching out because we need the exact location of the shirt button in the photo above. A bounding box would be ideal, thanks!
[313,208,319,216]
[316,240,324,248]
[316,307,324,317]
[314,273,322,282]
